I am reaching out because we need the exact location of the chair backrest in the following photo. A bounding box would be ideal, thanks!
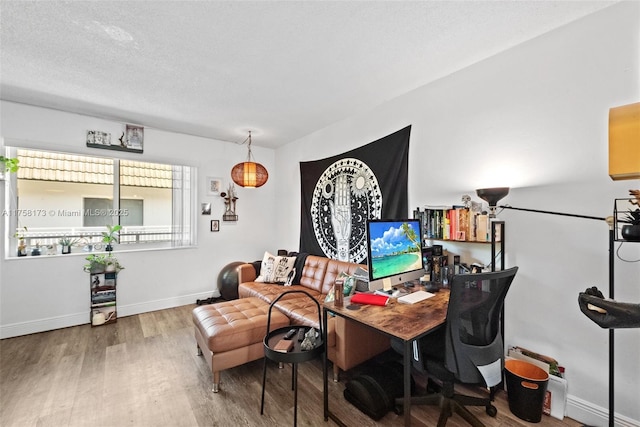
[443,266,518,385]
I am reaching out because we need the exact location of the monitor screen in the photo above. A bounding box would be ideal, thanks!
[366,218,425,291]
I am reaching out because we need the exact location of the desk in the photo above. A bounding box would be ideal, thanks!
[323,288,450,427]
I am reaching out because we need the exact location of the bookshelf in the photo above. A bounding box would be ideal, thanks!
[90,271,117,326]
[414,206,505,272]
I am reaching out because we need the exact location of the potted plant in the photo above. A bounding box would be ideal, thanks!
[102,224,122,251]
[14,226,27,257]
[621,208,640,241]
[0,156,19,174]
[104,256,124,273]
[58,236,81,254]
[84,254,108,274]
[84,254,124,274]
[31,241,41,256]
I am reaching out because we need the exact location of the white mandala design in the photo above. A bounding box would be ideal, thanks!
[310,158,382,263]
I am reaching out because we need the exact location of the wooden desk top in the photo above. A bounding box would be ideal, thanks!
[324,288,450,342]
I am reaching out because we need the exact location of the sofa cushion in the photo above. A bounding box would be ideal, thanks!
[297,255,330,292]
[273,292,325,328]
[321,259,367,295]
[255,251,296,284]
[239,282,322,304]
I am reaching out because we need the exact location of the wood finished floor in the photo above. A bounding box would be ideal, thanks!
[0,304,583,427]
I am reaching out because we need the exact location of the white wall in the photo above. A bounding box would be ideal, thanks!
[273,3,639,426]
[1,101,278,338]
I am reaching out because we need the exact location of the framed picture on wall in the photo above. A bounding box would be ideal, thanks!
[211,220,220,232]
[207,177,223,196]
[125,125,144,151]
[87,125,143,153]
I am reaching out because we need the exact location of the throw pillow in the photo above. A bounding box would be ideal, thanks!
[255,251,296,284]
[324,272,356,303]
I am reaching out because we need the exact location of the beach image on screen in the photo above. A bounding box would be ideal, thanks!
[369,221,423,280]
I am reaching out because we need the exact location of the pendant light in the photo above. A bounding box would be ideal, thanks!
[230,131,268,188]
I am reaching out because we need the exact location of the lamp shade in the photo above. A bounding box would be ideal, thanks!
[231,161,268,188]
[609,102,640,180]
[476,187,510,207]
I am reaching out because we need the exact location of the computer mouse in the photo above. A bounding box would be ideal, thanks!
[392,290,401,298]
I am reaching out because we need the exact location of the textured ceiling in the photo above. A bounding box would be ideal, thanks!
[0,1,617,148]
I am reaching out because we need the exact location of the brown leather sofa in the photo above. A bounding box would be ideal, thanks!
[237,254,390,381]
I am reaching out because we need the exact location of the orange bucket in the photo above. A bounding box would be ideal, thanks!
[505,359,549,423]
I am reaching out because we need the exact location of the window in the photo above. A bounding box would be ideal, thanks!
[4,147,196,257]
[83,198,143,227]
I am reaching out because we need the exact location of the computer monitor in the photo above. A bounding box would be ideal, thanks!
[366,218,426,292]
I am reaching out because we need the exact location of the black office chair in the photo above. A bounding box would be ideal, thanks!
[393,266,518,427]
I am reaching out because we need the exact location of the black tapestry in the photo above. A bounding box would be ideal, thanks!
[299,126,411,263]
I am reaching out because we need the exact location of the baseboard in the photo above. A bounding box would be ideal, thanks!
[0,291,215,339]
[117,291,218,317]
[567,394,640,427]
[0,311,90,340]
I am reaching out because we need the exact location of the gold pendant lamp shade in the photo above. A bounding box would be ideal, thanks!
[231,131,268,188]
[609,102,640,180]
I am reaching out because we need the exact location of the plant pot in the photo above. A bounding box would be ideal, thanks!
[621,224,640,241]
[31,248,41,256]
[90,266,105,274]
[62,245,71,254]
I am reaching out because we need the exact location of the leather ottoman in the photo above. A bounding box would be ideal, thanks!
[193,297,290,392]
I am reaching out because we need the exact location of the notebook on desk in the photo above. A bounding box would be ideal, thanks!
[397,290,435,305]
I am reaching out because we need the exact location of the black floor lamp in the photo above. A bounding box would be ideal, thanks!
[476,186,640,427]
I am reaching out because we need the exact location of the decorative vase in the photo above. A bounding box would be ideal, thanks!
[17,240,27,257]
[621,224,640,241]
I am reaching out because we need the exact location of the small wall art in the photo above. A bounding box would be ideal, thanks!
[86,125,143,153]
[207,177,223,196]
[86,130,111,146]
[201,203,212,215]
[211,220,220,232]
[125,125,144,151]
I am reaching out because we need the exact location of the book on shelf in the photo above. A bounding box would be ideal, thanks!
[457,207,470,241]
[475,213,489,242]
[91,301,116,308]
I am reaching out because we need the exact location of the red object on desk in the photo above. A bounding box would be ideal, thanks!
[350,293,389,306]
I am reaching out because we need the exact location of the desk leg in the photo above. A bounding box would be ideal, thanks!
[323,308,329,421]
[403,340,412,427]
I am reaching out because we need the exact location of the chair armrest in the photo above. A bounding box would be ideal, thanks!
[237,263,257,284]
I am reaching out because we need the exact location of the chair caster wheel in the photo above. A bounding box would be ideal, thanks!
[486,404,497,417]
